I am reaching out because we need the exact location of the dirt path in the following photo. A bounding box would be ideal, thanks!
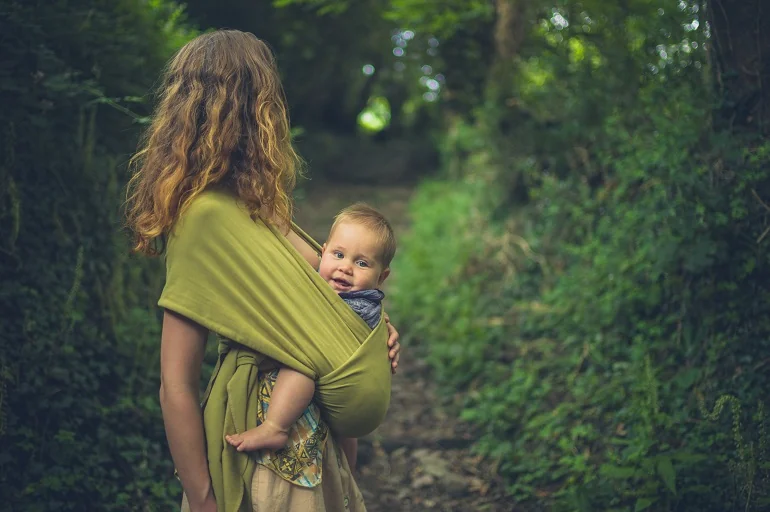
[294,183,516,512]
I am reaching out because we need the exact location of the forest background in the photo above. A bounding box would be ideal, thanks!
[1,0,769,510]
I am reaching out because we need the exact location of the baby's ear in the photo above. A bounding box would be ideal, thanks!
[321,242,327,253]
[378,267,391,285]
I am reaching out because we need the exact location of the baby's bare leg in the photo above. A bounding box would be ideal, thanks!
[225,368,315,452]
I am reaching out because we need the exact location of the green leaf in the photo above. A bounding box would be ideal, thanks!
[635,497,656,511]
[599,464,637,479]
[657,457,677,495]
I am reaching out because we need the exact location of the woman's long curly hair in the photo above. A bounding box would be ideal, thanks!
[126,30,303,255]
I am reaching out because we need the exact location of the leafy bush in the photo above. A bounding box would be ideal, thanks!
[390,2,770,510]
[389,178,504,385]
[394,142,770,509]
[0,1,196,509]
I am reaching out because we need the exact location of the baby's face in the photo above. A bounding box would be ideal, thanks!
[319,222,389,293]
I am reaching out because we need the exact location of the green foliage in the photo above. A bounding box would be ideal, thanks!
[389,178,507,384]
[358,96,392,133]
[269,0,447,134]
[0,1,196,509]
[390,0,770,510]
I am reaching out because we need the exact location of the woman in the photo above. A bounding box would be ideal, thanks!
[126,30,400,511]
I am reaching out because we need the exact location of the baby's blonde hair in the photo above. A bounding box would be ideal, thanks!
[330,203,396,267]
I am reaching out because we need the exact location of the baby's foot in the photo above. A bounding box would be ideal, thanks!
[225,420,289,452]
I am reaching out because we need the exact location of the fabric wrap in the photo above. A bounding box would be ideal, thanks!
[158,189,391,512]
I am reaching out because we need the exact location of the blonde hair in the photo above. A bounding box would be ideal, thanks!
[126,30,303,255]
[331,203,397,267]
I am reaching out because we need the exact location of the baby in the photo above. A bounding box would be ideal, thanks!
[225,203,396,466]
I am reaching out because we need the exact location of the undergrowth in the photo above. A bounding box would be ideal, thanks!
[390,134,770,511]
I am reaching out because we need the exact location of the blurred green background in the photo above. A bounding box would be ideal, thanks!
[1,0,769,510]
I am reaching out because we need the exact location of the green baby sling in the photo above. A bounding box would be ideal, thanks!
[157,189,391,511]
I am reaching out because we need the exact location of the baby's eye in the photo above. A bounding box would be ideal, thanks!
[333,251,343,259]
[355,260,369,268]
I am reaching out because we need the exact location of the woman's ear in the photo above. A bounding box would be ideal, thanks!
[378,267,391,285]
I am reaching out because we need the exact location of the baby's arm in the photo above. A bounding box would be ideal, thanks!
[286,230,321,270]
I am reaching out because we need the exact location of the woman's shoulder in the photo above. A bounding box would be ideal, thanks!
[184,188,242,221]
[173,188,250,238]
[189,187,236,209]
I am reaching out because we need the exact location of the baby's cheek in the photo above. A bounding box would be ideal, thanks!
[317,262,330,280]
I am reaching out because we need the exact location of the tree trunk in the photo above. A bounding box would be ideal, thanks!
[488,0,530,89]
[709,0,770,136]
[484,0,534,202]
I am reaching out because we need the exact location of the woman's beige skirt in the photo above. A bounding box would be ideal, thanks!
[250,434,365,512]
[181,434,366,512]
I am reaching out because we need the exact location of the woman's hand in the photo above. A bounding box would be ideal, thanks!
[383,313,400,374]
[188,490,217,512]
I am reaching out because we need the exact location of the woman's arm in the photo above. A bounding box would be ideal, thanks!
[338,436,358,472]
[286,229,321,270]
[159,310,217,512]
